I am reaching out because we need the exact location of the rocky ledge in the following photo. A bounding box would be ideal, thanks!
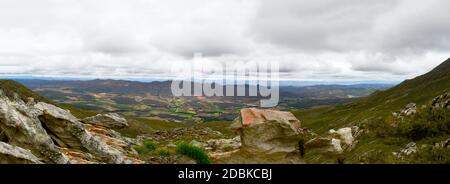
[0,89,142,164]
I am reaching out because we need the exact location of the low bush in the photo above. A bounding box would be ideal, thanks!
[175,143,210,164]
[158,149,172,157]
[135,140,157,154]
[366,108,450,141]
[143,140,157,151]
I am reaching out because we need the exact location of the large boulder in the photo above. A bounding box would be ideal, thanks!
[228,108,305,163]
[0,141,42,164]
[329,127,360,149]
[82,113,128,129]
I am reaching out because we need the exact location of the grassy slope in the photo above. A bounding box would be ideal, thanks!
[292,58,450,134]
[1,79,98,119]
[0,80,51,103]
[292,58,450,163]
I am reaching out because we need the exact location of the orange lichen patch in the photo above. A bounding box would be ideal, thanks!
[196,96,206,101]
[99,134,128,149]
[62,148,98,164]
[208,150,240,161]
[86,125,110,135]
[84,124,128,151]
[241,108,257,127]
[239,108,301,128]
[126,157,146,164]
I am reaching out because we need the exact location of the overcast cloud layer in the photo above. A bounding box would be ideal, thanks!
[0,0,449,81]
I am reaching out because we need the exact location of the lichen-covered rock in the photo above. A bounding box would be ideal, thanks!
[82,113,129,129]
[0,92,142,164]
[0,96,71,164]
[34,102,137,164]
[0,141,42,164]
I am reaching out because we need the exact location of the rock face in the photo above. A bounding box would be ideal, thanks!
[228,108,305,163]
[0,90,142,164]
[0,94,70,164]
[82,113,128,129]
[0,141,42,164]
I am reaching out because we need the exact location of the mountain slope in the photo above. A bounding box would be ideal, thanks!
[0,80,96,118]
[0,80,51,103]
[293,58,450,133]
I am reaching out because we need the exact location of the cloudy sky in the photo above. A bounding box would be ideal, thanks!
[0,0,449,81]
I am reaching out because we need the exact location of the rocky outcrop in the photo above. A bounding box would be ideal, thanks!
[401,103,417,116]
[0,91,142,164]
[35,102,137,164]
[305,126,360,154]
[225,108,306,163]
[82,113,128,129]
[401,142,418,155]
[329,128,354,146]
[190,136,242,161]
[437,138,450,148]
[305,138,343,154]
[431,92,450,109]
[393,142,418,158]
[0,141,42,164]
[205,136,241,151]
[0,94,71,164]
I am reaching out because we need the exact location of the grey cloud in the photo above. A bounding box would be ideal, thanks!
[0,0,449,80]
[83,33,148,55]
[252,0,450,54]
[252,0,398,51]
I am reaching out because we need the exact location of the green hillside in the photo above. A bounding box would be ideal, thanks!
[293,58,450,134]
[0,80,51,103]
[0,80,97,118]
[292,58,450,164]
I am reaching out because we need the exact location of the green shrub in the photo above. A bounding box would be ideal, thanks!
[175,143,210,164]
[358,150,397,164]
[134,145,147,154]
[404,146,450,164]
[143,140,157,151]
[135,140,157,154]
[158,149,172,157]
[366,108,450,141]
[397,108,450,141]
